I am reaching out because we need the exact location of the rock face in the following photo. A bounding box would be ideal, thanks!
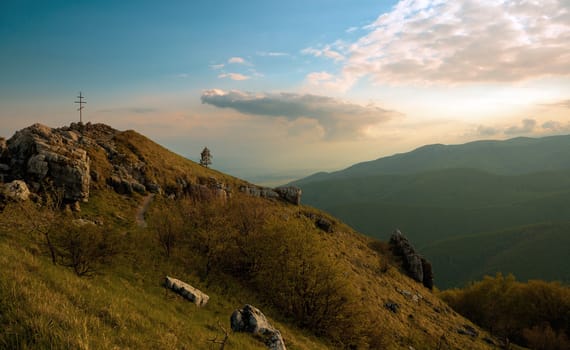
[240,185,302,205]
[164,276,209,307]
[389,230,434,289]
[4,180,30,201]
[275,186,302,205]
[230,304,286,350]
[5,123,90,202]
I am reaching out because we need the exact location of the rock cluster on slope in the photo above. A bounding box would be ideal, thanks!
[239,185,302,205]
[390,229,434,289]
[231,304,286,350]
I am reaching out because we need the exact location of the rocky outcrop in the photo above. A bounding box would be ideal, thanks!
[240,185,280,200]
[240,185,302,205]
[390,230,434,289]
[0,137,7,159]
[164,276,209,307]
[5,123,90,202]
[4,180,30,201]
[230,304,286,350]
[275,186,301,206]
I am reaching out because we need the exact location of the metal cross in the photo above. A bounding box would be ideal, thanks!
[75,92,86,123]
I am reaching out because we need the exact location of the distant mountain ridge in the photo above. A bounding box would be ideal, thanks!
[291,134,570,289]
[294,134,570,185]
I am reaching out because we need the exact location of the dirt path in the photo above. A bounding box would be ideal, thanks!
[136,193,155,228]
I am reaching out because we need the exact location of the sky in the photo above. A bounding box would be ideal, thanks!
[1,0,569,185]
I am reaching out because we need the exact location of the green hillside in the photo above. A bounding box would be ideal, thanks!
[0,123,498,350]
[295,168,570,289]
[424,222,570,288]
[298,169,570,244]
[295,134,570,184]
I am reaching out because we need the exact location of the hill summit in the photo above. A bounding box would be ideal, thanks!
[0,122,300,210]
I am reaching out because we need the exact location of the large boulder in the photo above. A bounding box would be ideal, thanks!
[6,123,90,202]
[231,304,286,350]
[4,180,30,201]
[389,229,434,289]
[164,276,209,307]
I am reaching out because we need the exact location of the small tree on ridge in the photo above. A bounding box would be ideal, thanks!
[200,147,212,168]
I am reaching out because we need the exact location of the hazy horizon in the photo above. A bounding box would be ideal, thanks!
[2,0,569,183]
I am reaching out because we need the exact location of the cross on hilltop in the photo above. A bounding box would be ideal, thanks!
[74,92,86,123]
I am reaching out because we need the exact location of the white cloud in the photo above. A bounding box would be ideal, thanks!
[209,64,225,70]
[346,26,359,33]
[200,89,400,140]
[257,51,290,57]
[302,45,345,62]
[228,57,246,64]
[306,0,570,89]
[218,73,251,81]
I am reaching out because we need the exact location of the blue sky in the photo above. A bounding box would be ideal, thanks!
[1,0,569,185]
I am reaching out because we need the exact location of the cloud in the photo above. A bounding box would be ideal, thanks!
[257,51,290,57]
[200,89,399,140]
[476,125,499,137]
[302,45,345,62]
[209,64,225,70]
[306,0,570,88]
[505,118,537,135]
[218,73,251,81]
[346,26,359,33]
[542,120,570,133]
[228,57,247,64]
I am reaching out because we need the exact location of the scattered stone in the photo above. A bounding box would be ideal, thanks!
[4,180,30,201]
[164,276,209,307]
[315,217,333,233]
[90,170,100,182]
[483,337,495,345]
[384,301,399,313]
[230,304,286,350]
[457,324,479,337]
[146,182,161,194]
[390,229,434,289]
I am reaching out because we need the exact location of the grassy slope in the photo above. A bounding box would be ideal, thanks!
[423,222,570,288]
[0,126,498,349]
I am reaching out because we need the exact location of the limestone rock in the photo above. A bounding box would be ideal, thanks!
[6,123,90,202]
[164,276,209,307]
[275,186,301,205]
[5,180,30,201]
[240,185,302,205]
[316,216,333,233]
[389,230,434,289]
[230,304,286,350]
[240,185,280,200]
